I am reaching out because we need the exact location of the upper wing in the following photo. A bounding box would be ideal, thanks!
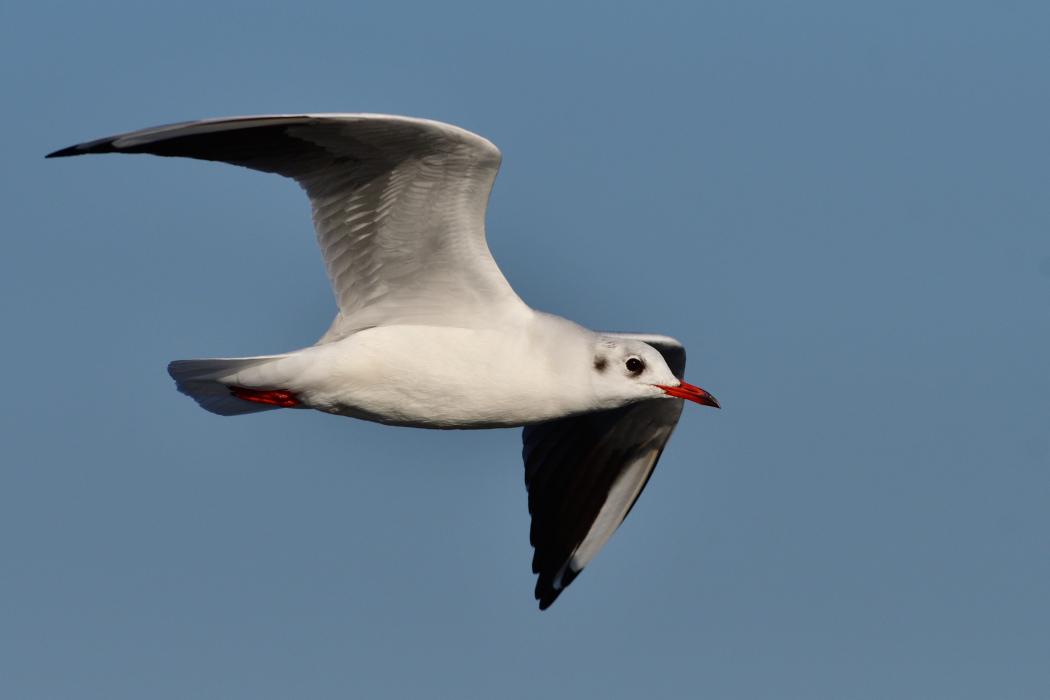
[521,334,686,609]
[48,114,528,341]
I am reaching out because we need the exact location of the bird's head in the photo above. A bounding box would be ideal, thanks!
[590,337,720,409]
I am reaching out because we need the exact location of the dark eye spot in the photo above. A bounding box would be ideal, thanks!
[626,357,644,374]
[593,356,608,372]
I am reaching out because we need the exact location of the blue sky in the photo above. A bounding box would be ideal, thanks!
[2,2,1049,698]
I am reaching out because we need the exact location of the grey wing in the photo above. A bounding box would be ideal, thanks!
[48,114,528,340]
[521,335,686,609]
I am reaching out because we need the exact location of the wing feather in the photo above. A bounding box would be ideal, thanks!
[48,114,527,341]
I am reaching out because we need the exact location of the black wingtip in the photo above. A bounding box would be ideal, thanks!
[536,578,563,610]
[537,590,561,610]
[536,567,579,610]
[45,145,82,159]
[46,139,121,159]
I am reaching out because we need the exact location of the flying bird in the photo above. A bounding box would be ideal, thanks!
[48,114,720,609]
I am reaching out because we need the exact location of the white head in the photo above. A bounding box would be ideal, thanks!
[589,336,720,410]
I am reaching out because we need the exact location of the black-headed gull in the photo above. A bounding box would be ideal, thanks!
[48,115,719,609]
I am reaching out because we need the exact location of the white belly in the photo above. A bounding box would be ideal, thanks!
[281,324,594,429]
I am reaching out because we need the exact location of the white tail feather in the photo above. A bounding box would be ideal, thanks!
[167,355,298,416]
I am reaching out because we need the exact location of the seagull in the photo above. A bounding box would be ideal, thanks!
[48,114,720,609]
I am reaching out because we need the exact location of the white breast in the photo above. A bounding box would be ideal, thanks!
[283,315,602,429]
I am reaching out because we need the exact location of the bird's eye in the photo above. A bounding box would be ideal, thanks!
[625,357,644,374]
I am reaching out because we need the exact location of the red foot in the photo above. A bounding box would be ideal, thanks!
[230,386,301,407]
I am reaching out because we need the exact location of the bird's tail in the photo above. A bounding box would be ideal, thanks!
[167,355,305,416]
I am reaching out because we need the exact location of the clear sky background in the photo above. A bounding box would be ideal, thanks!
[2,2,1048,698]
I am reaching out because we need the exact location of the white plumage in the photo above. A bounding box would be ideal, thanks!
[49,114,719,609]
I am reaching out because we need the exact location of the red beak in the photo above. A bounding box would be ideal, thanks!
[656,381,721,408]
